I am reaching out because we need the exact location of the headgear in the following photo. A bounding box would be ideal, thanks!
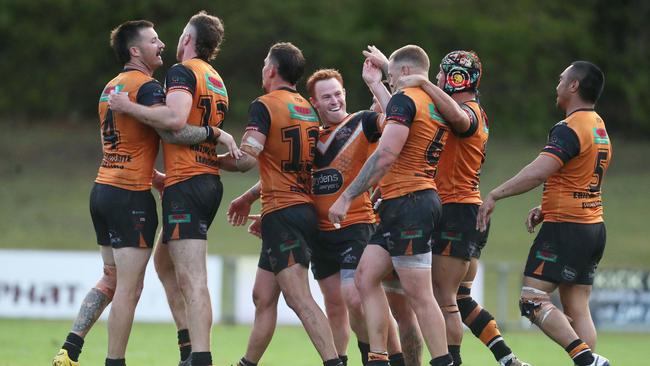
[440,50,482,94]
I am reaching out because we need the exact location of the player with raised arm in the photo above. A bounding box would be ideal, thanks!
[227,63,419,366]
[476,61,611,366]
[109,11,239,366]
[329,45,458,366]
[379,49,529,366]
[53,20,166,366]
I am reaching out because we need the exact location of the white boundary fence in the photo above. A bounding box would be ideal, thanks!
[0,250,222,323]
[0,249,483,325]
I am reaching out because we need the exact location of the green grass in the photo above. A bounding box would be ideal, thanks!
[1,318,647,365]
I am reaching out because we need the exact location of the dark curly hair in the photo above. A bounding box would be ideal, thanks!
[188,11,224,61]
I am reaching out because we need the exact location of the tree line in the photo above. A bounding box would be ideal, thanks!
[1,0,648,139]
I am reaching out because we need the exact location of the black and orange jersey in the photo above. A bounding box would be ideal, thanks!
[379,87,450,200]
[162,58,229,187]
[540,109,612,223]
[246,88,320,216]
[312,111,382,230]
[96,69,164,191]
[436,100,489,204]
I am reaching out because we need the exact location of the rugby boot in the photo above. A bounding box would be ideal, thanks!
[52,349,80,366]
[500,355,531,366]
[584,353,611,366]
[508,356,531,366]
[178,358,192,366]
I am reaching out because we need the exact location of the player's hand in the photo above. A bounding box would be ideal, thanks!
[247,214,262,238]
[152,169,165,198]
[227,194,252,226]
[216,130,242,159]
[395,74,428,90]
[328,195,352,228]
[107,92,131,113]
[362,45,389,71]
[526,205,544,233]
[362,58,383,85]
[476,193,496,232]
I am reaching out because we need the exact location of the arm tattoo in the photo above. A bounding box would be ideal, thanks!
[234,153,258,172]
[345,146,398,199]
[247,181,261,200]
[71,288,111,334]
[156,124,208,145]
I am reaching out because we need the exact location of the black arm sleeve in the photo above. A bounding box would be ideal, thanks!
[165,64,197,95]
[136,80,166,106]
[245,100,271,136]
[458,104,479,138]
[360,110,382,143]
[385,92,417,127]
[542,123,581,163]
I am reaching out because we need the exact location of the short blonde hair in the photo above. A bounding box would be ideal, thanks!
[390,45,430,71]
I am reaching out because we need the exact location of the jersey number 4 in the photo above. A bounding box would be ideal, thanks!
[102,109,120,149]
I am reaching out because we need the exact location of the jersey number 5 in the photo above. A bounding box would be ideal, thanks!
[589,149,609,192]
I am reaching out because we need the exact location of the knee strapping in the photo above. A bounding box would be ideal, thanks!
[457,296,477,321]
[95,265,117,300]
[441,304,459,314]
[457,281,473,299]
[519,286,556,325]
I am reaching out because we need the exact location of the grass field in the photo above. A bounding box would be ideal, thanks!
[1,318,648,366]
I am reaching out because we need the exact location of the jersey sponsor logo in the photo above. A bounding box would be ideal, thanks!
[582,200,603,209]
[168,213,191,224]
[199,220,208,235]
[343,253,358,264]
[561,265,577,281]
[573,191,599,199]
[341,246,359,264]
[428,104,446,124]
[312,168,343,195]
[441,231,463,241]
[108,230,122,245]
[400,229,423,239]
[205,73,228,97]
[99,84,124,102]
[279,239,301,252]
[593,128,609,145]
[388,104,408,124]
[288,104,319,122]
[535,250,558,263]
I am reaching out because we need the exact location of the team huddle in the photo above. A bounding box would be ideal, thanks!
[52,10,612,366]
